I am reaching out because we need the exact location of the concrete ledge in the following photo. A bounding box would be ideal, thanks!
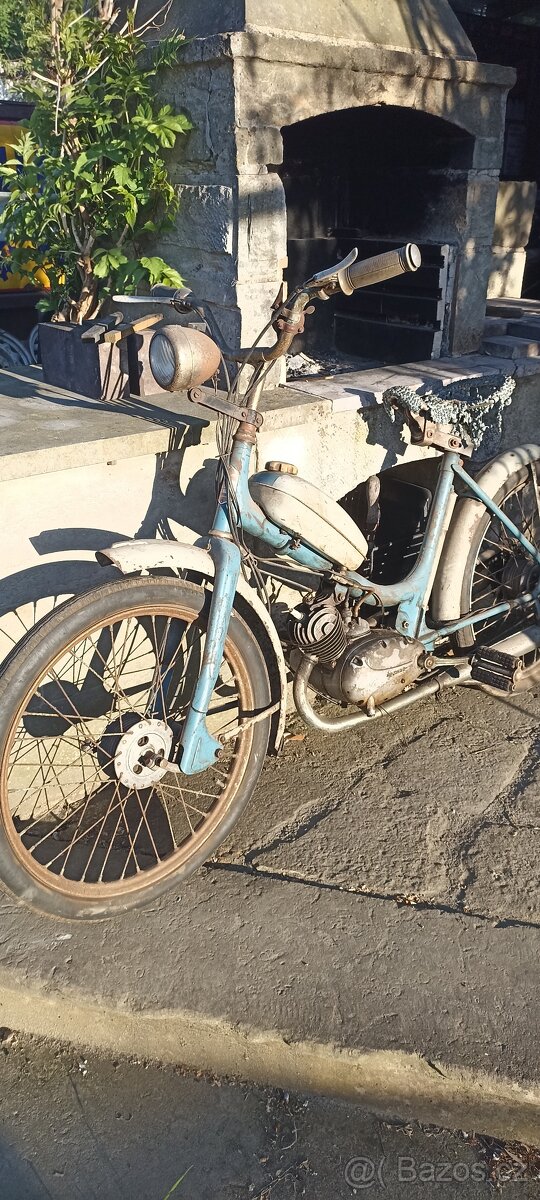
[287,351,534,412]
[1,870,540,1146]
[3,351,533,481]
[0,366,323,483]
[0,354,537,667]
[182,31,516,90]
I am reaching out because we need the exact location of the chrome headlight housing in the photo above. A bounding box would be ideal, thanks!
[149,325,221,392]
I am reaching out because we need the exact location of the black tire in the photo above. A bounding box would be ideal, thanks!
[454,462,540,651]
[0,577,271,920]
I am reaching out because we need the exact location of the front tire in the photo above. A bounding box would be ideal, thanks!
[0,577,271,920]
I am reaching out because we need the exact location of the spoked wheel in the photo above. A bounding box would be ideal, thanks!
[454,462,540,666]
[0,577,271,919]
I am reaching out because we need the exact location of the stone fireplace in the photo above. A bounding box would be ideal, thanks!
[157,0,515,366]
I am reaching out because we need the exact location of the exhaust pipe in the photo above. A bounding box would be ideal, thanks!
[293,626,540,733]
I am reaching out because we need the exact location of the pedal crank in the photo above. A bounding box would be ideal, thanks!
[471,645,526,693]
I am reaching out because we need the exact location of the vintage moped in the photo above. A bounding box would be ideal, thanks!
[0,243,538,918]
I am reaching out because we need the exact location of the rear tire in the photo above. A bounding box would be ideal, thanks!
[454,461,540,651]
[0,577,271,920]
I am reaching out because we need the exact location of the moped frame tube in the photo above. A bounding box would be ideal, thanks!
[453,460,540,567]
[179,437,540,773]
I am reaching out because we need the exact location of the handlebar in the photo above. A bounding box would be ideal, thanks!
[336,244,421,295]
[150,285,192,302]
[112,286,194,307]
[114,244,422,373]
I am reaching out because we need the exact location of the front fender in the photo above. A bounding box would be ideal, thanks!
[97,539,287,752]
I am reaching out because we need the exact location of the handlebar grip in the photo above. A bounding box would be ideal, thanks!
[339,244,421,294]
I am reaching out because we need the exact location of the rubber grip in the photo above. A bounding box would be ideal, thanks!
[340,244,421,293]
[151,285,182,298]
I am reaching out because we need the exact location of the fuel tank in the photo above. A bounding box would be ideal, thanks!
[249,467,368,570]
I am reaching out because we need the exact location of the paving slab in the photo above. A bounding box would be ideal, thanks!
[0,684,539,1147]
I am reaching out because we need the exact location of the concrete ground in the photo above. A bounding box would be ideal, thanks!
[0,1032,539,1200]
[0,682,539,1143]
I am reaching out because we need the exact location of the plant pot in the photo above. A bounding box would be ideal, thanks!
[38,321,131,400]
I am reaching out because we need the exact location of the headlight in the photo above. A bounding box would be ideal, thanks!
[149,325,221,392]
[149,332,177,389]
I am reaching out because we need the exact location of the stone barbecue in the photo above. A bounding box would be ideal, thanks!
[157,0,515,367]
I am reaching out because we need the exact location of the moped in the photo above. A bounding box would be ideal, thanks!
[0,243,538,919]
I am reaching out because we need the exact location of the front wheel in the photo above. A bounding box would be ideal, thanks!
[0,576,271,919]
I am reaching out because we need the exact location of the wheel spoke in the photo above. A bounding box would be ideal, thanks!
[1,586,261,905]
[466,472,539,645]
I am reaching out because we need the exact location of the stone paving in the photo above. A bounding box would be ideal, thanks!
[0,681,539,1146]
[220,683,540,926]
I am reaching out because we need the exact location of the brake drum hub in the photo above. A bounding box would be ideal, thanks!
[114,719,173,788]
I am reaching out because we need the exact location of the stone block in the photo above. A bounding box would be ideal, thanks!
[488,248,527,300]
[159,61,236,173]
[236,279,284,345]
[508,319,540,339]
[465,174,499,240]
[173,184,235,255]
[483,334,540,360]
[235,126,284,172]
[452,241,494,354]
[237,174,287,275]
[473,135,505,172]
[493,181,537,249]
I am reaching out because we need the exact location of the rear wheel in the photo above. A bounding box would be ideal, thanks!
[0,577,271,919]
[454,462,540,657]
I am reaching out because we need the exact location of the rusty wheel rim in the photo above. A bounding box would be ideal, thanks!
[470,470,540,648]
[0,601,255,899]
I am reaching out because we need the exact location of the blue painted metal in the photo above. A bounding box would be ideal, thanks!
[422,598,533,646]
[179,438,332,776]
[179,535,241,775]
[453,461,540,567]
[178,428,540,774]
[342,452,461,634]
[234,447,459,629]
[233,446,335,573]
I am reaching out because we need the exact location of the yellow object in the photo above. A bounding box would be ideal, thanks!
[0,122,21,165]
[0,243,52,293]
[0,122,51,292]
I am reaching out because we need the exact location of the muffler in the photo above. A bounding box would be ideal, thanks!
[293,625,540,733]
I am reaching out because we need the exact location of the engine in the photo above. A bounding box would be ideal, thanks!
[288,595,423,709]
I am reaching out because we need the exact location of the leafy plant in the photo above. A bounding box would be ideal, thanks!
[0,0,39,60]
[0,0,191,322]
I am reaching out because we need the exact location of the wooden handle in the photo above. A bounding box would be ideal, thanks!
[103,312,161,344]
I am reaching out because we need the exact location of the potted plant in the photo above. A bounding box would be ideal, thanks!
[0,0,191,398]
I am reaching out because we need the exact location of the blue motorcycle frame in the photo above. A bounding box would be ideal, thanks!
[179,392,540,776]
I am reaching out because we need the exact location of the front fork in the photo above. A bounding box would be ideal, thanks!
[178,534,241,775]
[178,421,259,774]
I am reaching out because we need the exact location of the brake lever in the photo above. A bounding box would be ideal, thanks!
[112,287,195,313]
[304,248,359,298]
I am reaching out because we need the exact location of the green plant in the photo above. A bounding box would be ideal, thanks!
[0,0,37,59]
[0,0,191,321]
[162,1167,192,1198]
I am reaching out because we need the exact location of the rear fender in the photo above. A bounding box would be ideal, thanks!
[98,539,288,752]
[431,444,540,625]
